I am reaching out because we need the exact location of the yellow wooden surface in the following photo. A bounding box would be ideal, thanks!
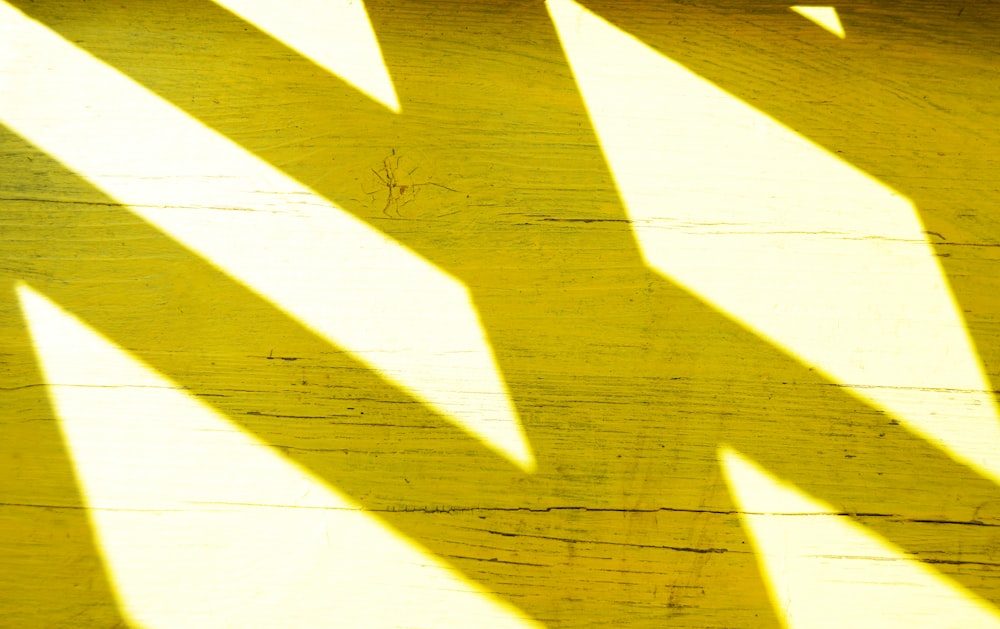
[2,1,1000,627]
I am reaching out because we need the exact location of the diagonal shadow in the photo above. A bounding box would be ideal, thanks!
[3,0,1000,626]
[4,124,782,626]
[6,124,1000,625]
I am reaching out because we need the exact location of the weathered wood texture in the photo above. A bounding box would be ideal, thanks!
[2,0,1000,627]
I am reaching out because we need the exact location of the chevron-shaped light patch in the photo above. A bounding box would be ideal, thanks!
[17,282,540,629]
[549,0,1000,485]
[0,1,533,471]
[790,6,846,39]
[211,0,400,111]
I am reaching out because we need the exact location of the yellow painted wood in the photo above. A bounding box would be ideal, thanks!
[2,1,1000,626]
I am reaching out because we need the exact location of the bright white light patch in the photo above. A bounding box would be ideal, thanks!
[0,1,533,471]
[17,283,540,629]
[549,0,1000,484]
[212,0,400,111]
[790,6,846,38]
[720,446,1000,628]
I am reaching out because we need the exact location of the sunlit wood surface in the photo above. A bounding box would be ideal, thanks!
[2,1,1000,627]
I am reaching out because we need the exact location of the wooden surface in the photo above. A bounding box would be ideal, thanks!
[2,1,1000,627]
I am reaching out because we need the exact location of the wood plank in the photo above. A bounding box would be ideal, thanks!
[2,1,999,626]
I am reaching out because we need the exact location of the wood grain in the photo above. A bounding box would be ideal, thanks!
[2,0,1000,626]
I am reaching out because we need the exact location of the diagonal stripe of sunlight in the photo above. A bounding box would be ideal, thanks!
[0,1,533,471]
[209,0,400,111]
[720,445,1000,628]
[17,282,540,629]
[549,0,1000,485]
